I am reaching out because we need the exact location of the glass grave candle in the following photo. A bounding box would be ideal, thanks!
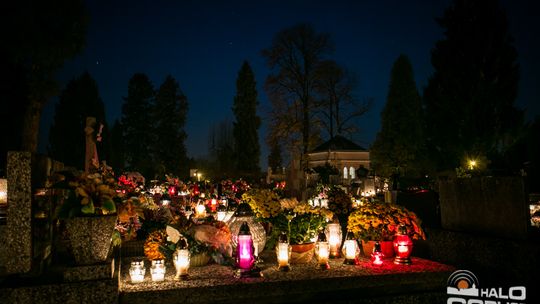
[150,259,166,282]
[342,231,360,265]
[229,203,266,254]
[325,223,342,258]
[160,193,171,206]
[173,238,190,280]
[0,179,7,205]
[393,225,413,265]
[371,241,385,266]
[210,198,218,212]
[216,204,227,222]
[195,201,207,218]
[236,222,256,274]
[276,232,291,271]
[315,230,330,270]
[129,261,146,283]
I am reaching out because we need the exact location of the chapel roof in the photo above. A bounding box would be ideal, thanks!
[310,135,366,153]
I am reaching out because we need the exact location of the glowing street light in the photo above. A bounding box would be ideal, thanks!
[468,159,477,170]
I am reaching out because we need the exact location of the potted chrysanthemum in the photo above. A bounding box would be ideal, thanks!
[347,200,426,257]
[242,189,333,263]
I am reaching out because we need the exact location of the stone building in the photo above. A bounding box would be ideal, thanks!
[307,136,374,193]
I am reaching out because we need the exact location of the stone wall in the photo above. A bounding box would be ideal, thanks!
[438,177,529,239]
[1,152,65,275]
[5,152,33,274]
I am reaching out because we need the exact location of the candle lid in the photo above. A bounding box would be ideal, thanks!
[398,224,408,235]
[317,230,327,242]
[160,193,171,202]
[234,203,254,216]
[278,231,288,243]
[373,241,382,253]
[177,237,188,250]
[239,221,251,235]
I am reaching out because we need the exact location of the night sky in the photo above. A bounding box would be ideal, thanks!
[38,0,540,168]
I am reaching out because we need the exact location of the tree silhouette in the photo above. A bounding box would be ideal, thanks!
[153,75,189,178]
[3,0,87,153]
[121,73,155,178]
[268,141,283,173]
[313,60,371,138]
[233,61,261,175]
[263,24,333,167]
[371,55,425,178]
[424,0,522,170]
[208,120,235,178]
[48,72,109,169]
[109,120,125,173]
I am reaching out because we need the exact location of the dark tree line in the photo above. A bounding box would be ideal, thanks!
[263,24,371,171]
[371,55,425,178]
[423,0,522,171]
[206,61,262,180]
[233,61,261,175]
[1,0,87,175]
[49,72,110,169]
[49,72,189,179]
[372,0,530,182]
[118,74,189,178]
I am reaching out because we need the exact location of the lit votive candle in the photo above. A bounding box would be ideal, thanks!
[195,203,206,218]
[150,259,166,282]
[174,249,190,280]
[129,261,145,283]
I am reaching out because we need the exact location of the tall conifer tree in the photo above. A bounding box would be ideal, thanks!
[233,61,261,175]
[371,55,424,177]
[153,75,189,177]
[121,73,155,177]
[423,0,521,169]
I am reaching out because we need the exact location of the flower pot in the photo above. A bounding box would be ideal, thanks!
[190,252,211,267]
[361,240,394,258]
[290,243,315,264]
[64,215,117,265]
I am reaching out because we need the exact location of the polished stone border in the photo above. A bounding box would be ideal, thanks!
[6,151,32,274]
[120,255,454,304]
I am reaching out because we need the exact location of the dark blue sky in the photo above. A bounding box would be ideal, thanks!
[39,0,540,168]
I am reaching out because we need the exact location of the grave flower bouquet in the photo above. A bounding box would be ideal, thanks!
[53,163,119,218]
[347,201,426,241]
[143,217,233,265]
[242,189,333,248]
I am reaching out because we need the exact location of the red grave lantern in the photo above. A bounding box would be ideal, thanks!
[370,241,384,266]
[393,225,413,265]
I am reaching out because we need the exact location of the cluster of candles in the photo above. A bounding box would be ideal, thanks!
[130,222,414,283]
[129,238,191,283]
[276,223,413,272]
[307,198,329,208]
